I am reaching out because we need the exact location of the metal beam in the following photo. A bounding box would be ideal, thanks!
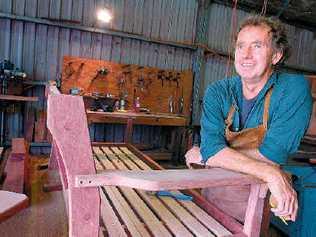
[191,0,212,125]
[0,12,196,51]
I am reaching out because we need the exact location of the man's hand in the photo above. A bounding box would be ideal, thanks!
[267,170,298,221]
[185,146,298,221]
[185,146,203,168]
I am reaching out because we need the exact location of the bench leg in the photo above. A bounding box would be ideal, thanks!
[243,184,268,237]
[68,188,100,237]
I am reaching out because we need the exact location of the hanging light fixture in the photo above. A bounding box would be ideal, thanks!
[97,7,113,23]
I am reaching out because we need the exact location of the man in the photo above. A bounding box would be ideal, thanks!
[186,15,312,222]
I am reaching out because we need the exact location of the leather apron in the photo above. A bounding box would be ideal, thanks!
[202,88,273,222]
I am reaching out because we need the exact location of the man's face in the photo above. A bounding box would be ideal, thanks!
[234,25,281,84]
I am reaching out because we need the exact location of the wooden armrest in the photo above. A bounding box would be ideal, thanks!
[75,168,264,191]
[0,190,29,222]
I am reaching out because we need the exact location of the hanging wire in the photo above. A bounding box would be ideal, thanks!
[225,0,238,78]
[261,0,269,16]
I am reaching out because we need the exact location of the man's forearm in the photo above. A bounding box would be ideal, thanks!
[205,147,281,183]
[238,148,279,166]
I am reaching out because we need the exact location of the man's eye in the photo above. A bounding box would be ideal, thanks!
[254,44,262,48]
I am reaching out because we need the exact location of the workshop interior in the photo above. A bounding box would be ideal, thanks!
[1,1,316,237]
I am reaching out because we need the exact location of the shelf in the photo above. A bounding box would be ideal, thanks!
[0,94,38,102]
[86,110,188,126]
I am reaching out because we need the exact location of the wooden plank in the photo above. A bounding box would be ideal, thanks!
[98,146,193,236]
[115,146,231,237]
[76,164,263,191]
[0,95,38,102]
[11,138,27,154]
[0,191,28,223]
[47,91,100,237]
[125,144,245,234]
[93,148,151,237]
[3,138,29,194]
[95,147,172,237]
[34,111,47,142]
[86,111,187,126]
[99,189,128,237]
[122,145,235,237]
[43,170,62,192]
[243,184,266,237]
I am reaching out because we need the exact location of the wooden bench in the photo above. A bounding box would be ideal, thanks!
[0,138,29,222]
[47,84,269,237]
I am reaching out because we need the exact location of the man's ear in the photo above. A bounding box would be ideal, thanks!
[272,50,283,65]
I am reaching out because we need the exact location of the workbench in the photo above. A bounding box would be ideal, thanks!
[87,110,188,163]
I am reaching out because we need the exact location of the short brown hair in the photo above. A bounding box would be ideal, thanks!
[236,15,291,65]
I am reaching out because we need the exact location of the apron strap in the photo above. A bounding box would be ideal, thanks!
[262,88,273,129]
[225,106,235,126]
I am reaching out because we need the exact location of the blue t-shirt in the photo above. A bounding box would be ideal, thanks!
[241,96,257,128]
[200,73,312,165]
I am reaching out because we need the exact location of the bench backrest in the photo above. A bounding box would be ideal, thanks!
[46,85,100,237]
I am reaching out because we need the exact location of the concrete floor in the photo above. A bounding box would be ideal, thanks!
[0,156,67,237]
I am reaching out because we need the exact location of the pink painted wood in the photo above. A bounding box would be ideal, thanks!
[0,190,29,223]
[47,88,100,237]
[75,168,264,191]
[1,138,29,223]
[47,85,269,237]
[3,138,29,194]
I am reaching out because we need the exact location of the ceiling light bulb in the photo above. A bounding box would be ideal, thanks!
[97,8,112,23]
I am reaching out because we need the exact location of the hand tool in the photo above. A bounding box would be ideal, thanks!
[147,190,193,201]
[270,197,288,225]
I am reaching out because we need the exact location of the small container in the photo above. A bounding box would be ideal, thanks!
[134,97,140,112]
[119,98,125,110]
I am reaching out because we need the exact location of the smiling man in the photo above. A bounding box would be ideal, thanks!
[186,16,312,222]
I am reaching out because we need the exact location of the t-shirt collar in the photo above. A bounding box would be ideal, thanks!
[230,72,277,108]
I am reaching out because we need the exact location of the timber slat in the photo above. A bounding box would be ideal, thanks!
[95,147,172,237]
[119,147,232,237]
[93,148,152,237]
[94,145,234,237]
[102,147,194,237]
[108,147,214,237]
[114,146,233,237]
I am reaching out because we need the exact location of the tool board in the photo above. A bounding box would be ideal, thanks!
[61,56,193,119]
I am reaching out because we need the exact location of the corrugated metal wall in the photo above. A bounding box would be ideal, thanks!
[0,0,198,150]
[191,2,316,125]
